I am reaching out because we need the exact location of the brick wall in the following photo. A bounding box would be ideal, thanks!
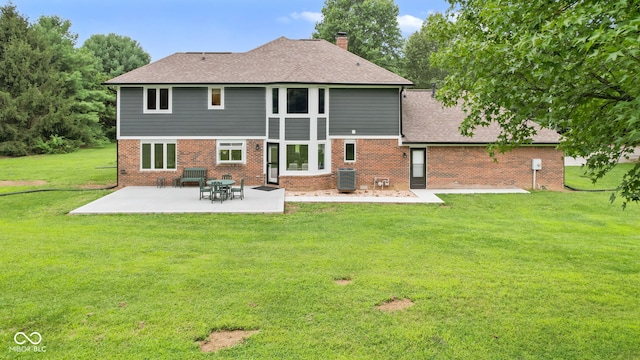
[427,146,564,190]
[118,139,563,191]
[117,139,265,187]
[331,139,410,190]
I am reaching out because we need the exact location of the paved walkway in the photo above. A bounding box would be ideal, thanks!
[70,186,529,214]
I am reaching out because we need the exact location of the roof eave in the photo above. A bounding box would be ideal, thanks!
[401,141,560,146]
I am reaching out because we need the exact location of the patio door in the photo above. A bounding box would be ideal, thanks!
[267,143,279,184]
[410,148,426,189]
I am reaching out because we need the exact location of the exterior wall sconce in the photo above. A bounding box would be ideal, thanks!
[255,143,260,151]
[402,152,407,159]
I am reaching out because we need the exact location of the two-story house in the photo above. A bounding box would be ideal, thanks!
[106,35,564,191]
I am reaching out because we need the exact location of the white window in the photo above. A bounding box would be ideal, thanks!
[141,142,176,170]
[217,141,245,164]
[344,140,356,162]
[286,144,309,171]
[208,87,225,109]
[143,87,172,114]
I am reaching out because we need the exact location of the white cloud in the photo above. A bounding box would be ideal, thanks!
[397,14,424,35]
[290,11,324,23]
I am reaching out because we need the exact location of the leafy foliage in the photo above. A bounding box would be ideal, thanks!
[81,33,150,78]
[403,13,448,88]
[313,0,404,73]
[0,4,106,155]
[429,0,640,206]
[82,34,150,140]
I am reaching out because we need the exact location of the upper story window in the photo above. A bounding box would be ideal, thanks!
[318,88,325,114]
[208,87,225,109]
[144,87,171,114]
[272,88,279,114]
[287,88,308,114]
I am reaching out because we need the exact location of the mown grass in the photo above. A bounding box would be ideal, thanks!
[0,143,116,194]
[0,148,639,359]
[564,163,636,190]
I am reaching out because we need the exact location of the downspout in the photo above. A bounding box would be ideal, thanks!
[399,86,405,141]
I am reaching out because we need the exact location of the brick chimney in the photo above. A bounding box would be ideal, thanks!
[335,32,348,51]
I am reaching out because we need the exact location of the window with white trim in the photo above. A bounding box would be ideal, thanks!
[287,88,308,114]
[217,141,245,164]
[208,87,225,109]
[141,142,176,170]
[318,143,326,170]
[344,140,356,162]
[143,87,172,113]
[286,144,309,171]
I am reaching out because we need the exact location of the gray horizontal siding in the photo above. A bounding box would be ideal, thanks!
[120,87,266,137]
[268,117,279,139]
[285,118,310,141]
[329,88,400,136]
[318,117,327,140]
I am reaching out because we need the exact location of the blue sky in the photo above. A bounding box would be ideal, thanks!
[7,0,450,61]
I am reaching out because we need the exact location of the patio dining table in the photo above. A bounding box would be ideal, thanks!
[207,179,235,200]
[207,179,235,187]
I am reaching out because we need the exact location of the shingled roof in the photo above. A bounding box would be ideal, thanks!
[105,37,413,86]
[402,90,561,144]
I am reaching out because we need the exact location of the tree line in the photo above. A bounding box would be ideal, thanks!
[0,4,150,156]
[317,0,639,205]
[3,0,638,204]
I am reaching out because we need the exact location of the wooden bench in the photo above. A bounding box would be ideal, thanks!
[179,167,207,187]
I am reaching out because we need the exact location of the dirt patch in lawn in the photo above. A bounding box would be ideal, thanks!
[0,180,47,186]
[376,297,414,312]
[334,277,353,286]
[198,329,259,353]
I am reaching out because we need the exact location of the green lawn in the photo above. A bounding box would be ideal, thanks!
[565,163,636,191]
[0,143,117,194]
[1,148,639,359]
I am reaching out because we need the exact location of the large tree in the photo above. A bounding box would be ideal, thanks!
[429,0,640,206]
[0,4,105,155]
[313,0,404,73]
[403,13,448,88]
[81,33,150,78]
[82,33,151,139]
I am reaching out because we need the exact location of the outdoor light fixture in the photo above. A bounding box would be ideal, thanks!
[255,143,260,151]
[402,152,407,159]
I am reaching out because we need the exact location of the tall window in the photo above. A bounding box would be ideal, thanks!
[272,88,279,114]
[208,87,224,109]
[144,87,171,113]
[287,88,308,114]
[218,141,245,164]
[141,142,176,170]
[318,88,325,114]
[318,143,325,170]
[287,144,308,171]
[345,140,356,162]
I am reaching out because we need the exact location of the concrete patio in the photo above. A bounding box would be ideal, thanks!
[70,186,286,214]
[69,186,529,214]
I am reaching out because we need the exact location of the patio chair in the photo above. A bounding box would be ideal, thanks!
[210,182,227,203]
[230,177,245,200]
[222,174,232,180]
[199,178,212,200]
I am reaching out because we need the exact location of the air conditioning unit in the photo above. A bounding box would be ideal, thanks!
[337,168,357,192]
